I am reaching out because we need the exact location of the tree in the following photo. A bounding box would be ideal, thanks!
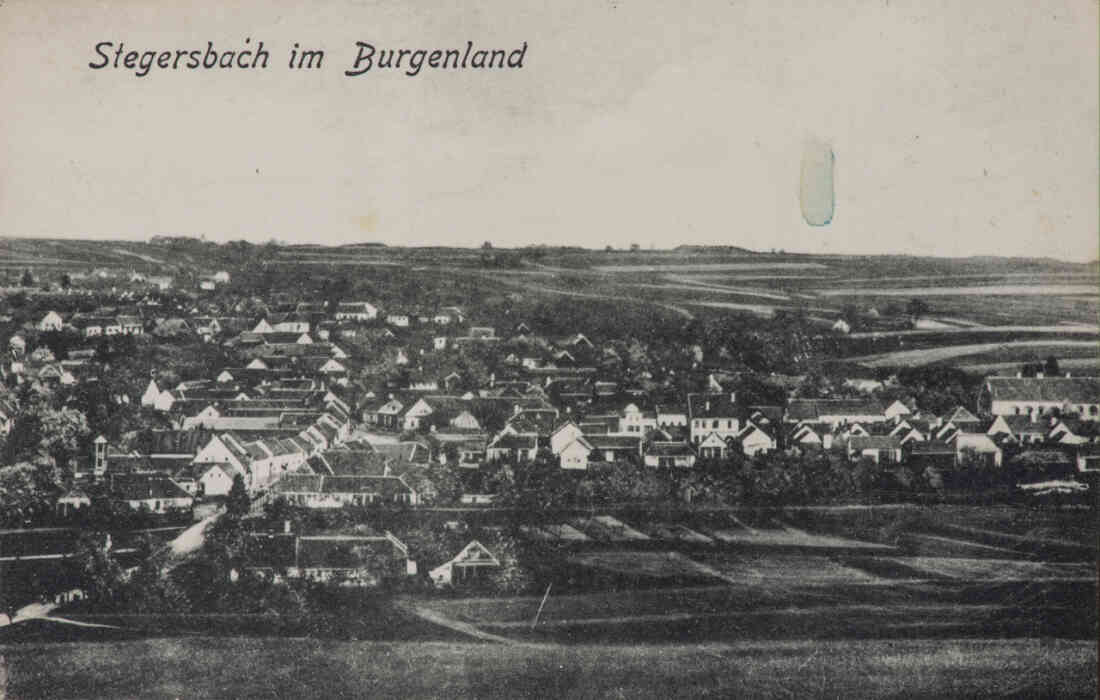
[0,463,53,527]
[59,273,71,291]
[481,241,493,250]
[68,533,128,606]
[227,474,250,516]
[906,298,930,319]
[1044,355,1061,377]
[630,243,641,252]
[20,269,33,287]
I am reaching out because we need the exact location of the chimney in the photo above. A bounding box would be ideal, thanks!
[1036,372,1044,379]
[1016,371,1022,378]
[283,519,291,534]
[730,391,736,403]
[1066,372,1071,378]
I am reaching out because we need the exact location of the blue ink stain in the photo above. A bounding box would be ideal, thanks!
[801,141,835,226]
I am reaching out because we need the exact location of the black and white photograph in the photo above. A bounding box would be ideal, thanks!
[0,1,1096,697]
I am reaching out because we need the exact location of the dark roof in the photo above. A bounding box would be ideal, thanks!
[908,440,955,455]
[986,377,1100,404]
[943,406,981,424]
[687,393,740,420]
[109,474,192,500]
[786,399,884,421]
[645,441,695,457]
[849,436,902,450]
[586,435,643,450]
[489,434,538,450]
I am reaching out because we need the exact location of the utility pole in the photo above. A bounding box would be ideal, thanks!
[530,582,552,630]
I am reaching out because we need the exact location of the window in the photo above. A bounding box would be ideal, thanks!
[712,420,719,428]
[1092,406,1098,416]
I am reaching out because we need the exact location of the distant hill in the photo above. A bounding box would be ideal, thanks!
[674,245,758,254]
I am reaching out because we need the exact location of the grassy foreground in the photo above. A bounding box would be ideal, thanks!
[0,637,1094,699]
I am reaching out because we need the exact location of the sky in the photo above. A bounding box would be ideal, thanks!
[1,0,1097,260]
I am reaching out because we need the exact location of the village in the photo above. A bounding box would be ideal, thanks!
[0,253,1097,609]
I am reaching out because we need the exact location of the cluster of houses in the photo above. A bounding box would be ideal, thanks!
[5,295,1100,522]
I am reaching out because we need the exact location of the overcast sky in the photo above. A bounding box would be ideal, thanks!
[1,0,1096,260]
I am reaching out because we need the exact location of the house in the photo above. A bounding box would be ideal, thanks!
[558,436,593,470]
[55,489,91,517]
[108,474,194,513]
[549,420,585,455]
[8,334,26,356]
[831,319,851,334]
[118,316,144,335]
[848,435,903,463]
[785,399,886,427]
[884,400,912,420]
[656,403,688,427]
[1049,418,1100,445]
[737,423,776,456]
[618,403,658,435]
[37,311,64,332]
[185,462,240,496]
[687,393,741,445]
[987,415,1048,445]
[1075,444,1100,473]
[955,433,1003,467]
[335,302,378,321]
[429,540,500,587]
[248,530,416,586]
[643,441,697,468]
[269,474,420,507]
[942,406,982,428]
[907,440,956,470]
[140,379,161,407]
[485,434,538,462]
[979,376,1100,421]
[695,432,729,459]
[386,314,410,327]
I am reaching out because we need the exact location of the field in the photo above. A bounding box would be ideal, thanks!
[850,340,1099,368]
[4,237,1096,374]
[0,636,1094,699]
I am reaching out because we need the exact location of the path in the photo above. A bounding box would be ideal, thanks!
[395,598,513,644]
[169,512,222,557]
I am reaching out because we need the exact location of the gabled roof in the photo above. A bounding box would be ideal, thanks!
[786,399,885,421]
[985,377,1100,404]
[849,435,902,451]
[687,393,741,420]
[943,406,981,424]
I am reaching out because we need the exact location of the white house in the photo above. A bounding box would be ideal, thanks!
[688,393,741,445]
[884,400,912,420]
[140,379,161,407]
[335,302,378,321]
[558,437,593,470]
[197,463,239,496]
[980,376,1100,421]
[618,403,658,435]
[738,424,776,456]
[37,311,64,332]
[429,541,500,587]
[550,420,584,455]
[696,432,729,459]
